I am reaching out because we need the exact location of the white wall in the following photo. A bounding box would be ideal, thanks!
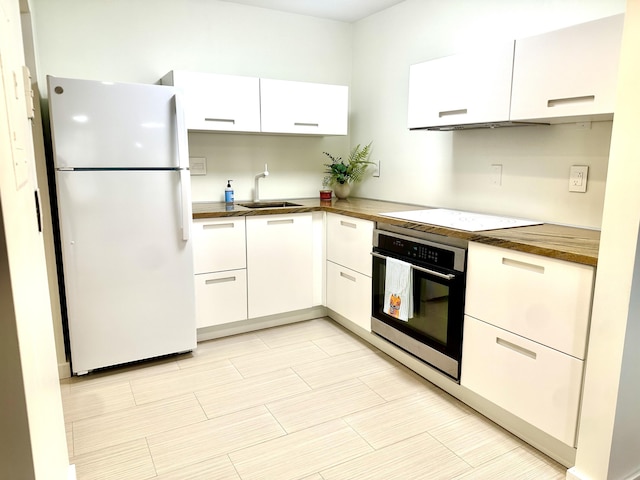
[31,0,354,202]
[31,0,627,217]
[351,0,625,228]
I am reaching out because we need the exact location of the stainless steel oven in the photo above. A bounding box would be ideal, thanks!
[371,223,467,381]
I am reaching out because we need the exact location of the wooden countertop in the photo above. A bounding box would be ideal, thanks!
[192,198,600,266]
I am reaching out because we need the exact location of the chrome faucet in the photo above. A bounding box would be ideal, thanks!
[253,163,269,202]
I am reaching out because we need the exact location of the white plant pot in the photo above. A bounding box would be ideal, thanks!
[332,182,351,199]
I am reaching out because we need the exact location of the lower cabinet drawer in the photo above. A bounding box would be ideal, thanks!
[326,261,371,332]
[194,269,248,328]
[461,315,583,446]
[465,242,594,359]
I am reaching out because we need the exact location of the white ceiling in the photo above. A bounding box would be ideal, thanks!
[219,0,406,23]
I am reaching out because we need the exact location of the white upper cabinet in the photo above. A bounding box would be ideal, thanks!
[260,79,349,135]
[408,14,623,129]
[509,14,624,123]
[408,41,515,129]
[161,71,261,133]
[162,72,348,135]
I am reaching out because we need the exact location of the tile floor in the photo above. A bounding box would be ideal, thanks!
[61,317,567,479]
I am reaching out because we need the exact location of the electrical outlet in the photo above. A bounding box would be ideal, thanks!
[569,165,588,192]
[491,164,502,186]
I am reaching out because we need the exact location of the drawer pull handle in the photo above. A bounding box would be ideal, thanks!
[439,108,467,118]
[205,118,236,124]
[205,276,236,285]
[267,219,294,225]
[496,337,537,360]
[203,223,234,229]
[294,122,319,127]
[340,271,356,282]
[340,220,357,229]
[502,257,544,274]
[547,95,595,108]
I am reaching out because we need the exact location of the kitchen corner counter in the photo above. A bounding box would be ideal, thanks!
[192,198,599,266]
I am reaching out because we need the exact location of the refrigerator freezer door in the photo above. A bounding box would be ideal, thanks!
[57,170,196,374]
[48,76,180,169]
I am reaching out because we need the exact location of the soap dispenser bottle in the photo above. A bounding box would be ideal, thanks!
[225,180,234,204]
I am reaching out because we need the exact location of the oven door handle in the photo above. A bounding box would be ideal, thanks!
[371,251,456,281]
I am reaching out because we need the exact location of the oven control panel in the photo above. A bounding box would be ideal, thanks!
[376,233,456,270]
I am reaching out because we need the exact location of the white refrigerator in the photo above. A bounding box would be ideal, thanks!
[47,76,196,375]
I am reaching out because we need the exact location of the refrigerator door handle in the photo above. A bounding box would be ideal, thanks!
[174,92,191,241]
[179,169,192,241]
[174,92,189,170]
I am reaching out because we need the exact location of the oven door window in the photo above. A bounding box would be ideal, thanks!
[414,276,450,346]
[372,255,463,359]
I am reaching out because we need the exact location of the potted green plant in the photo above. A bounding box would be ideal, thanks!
[323,142,374,199]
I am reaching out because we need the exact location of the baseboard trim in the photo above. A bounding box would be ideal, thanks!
[566,467,583,480]
[197,306,328,342]
[568,466,640,480]
[58,361,70,379]
[68,464,76,480]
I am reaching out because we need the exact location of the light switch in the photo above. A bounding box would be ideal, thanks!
[189,157,207,176]
[569,165,588,193]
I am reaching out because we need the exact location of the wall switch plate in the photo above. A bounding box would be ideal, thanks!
[491,164,502,186]
[189,157,207,176]
[569,165,588,192]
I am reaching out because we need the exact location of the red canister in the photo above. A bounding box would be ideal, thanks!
[320,189,332,200]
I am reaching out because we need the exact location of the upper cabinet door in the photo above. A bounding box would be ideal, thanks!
[407,41,515,129]
[260,79,349,135]
[510,14,624,123]
[162,71,261,132]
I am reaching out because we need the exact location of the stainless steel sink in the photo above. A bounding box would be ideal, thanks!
[237,201,302,209]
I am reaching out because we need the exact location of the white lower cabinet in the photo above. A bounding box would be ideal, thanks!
[325,213,374,331]
[465,242,594,359]
[326,213,374,277]
[192,217,247,274]
[461,315,583,446]
[326,261,371,332]
[246,213,314,318]
[192,217,247,329]
[462,241,594,447]
[194,270,248,328]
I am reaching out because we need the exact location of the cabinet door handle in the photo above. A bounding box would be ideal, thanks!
[340,220,357,229]
[439,108,467,118]
[205,276,236,285]
[294,122,319,127]
[203,222,235,229]
[267,219,294,225]
[496,337,537,360]
[340,271,356,282]
[205,118,236,124]
[501,257,545,274]
[547,95,595,108]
